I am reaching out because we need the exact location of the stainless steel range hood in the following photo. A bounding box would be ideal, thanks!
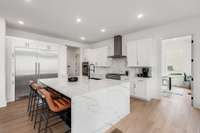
[108,35,126,58]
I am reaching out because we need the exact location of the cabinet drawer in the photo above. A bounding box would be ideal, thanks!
[135,78,147,99]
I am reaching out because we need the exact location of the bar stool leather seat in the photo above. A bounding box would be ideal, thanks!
[39,89,71,113]
[37,88,71,133]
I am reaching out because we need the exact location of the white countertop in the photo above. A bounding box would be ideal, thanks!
[39,77,129,98]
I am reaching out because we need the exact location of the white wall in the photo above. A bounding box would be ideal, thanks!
[0,18,6,107]
[90,17,200,108]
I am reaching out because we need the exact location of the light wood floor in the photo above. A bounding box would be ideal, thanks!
[0,88,200,133]
[108,88,200,133]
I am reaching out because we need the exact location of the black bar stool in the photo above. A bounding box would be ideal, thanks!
[37,88,71,133]
[27,81,42,120]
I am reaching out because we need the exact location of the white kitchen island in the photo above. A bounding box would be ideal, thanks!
[39,77,130,133]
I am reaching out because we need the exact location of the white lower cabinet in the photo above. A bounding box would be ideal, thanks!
[131,78,152,101]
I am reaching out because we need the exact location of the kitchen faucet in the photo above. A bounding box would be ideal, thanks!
[88,64,95,79]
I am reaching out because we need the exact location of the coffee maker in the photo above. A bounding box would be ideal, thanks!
[142,68,149,77]
[137,67,150,77]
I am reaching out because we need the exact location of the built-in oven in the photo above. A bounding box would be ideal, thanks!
[82,62,89,76]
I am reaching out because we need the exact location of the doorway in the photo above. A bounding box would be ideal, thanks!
[67,46,80,77]
[161,35,193,103]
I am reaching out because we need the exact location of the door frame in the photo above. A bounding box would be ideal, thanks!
[160,34,194,103]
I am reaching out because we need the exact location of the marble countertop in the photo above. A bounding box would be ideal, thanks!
[39,77,129,98]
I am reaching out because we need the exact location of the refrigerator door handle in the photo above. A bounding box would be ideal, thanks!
[35,62,38,81]
[38,62,40,79]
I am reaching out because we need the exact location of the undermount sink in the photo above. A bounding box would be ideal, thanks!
[90,77,102,80]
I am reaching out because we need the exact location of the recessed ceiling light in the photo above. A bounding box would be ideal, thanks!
[25,0,32,2]
[18,20,24,25]
[80,36,85,40]
[76,18,82,23]
[137,14,144,19]
[100,28,106,33]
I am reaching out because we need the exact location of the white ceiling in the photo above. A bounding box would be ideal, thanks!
[0,0,200,43]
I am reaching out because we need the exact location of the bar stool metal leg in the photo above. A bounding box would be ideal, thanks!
[34,95,40,129]
[31,92,37,121]
[27,88,32,113]
[38,98,46,133]
[44,109,49,133]
[28,90,34,116]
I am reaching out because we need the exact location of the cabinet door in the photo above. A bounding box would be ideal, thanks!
[96,46,109,66]
[28,40,40,49]
[88,49,96,65]
[137,39,152,66]
[135,79,147,99]
[95,48,101,66]
[85,49,91,63]
[85,47,109,66]
[83,49,89,61]
[14,38,28,48]
[84,48,91,62]
[102,46,109,66]
[127,41,138,66]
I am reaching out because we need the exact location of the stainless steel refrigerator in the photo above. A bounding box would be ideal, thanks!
[15,47,58,100]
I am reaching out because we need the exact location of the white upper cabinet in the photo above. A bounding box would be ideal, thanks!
[84,46,109,67]
[127,38,153,67]
[29,40,58,50]
[95,46,109,66]
[127,40,138,66]
[88,49,96,64]
[13,37,29,48]
[10,37,58,51]
[137,39,152,66]
[83,49,89,62]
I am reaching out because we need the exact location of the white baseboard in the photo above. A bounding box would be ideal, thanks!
[193,100,200,109]
[7,97,15,103]
[131,95,151,101]
[0,101,7,108]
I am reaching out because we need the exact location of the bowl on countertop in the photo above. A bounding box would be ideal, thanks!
[68,77,78,82]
